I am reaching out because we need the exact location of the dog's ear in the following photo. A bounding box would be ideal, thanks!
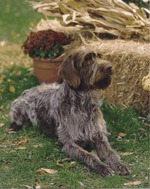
[58,55,81,89]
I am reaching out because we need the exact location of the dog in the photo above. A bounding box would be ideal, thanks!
[8,49,130,176]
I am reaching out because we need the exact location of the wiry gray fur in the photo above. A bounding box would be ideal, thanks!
[8,50,130,176]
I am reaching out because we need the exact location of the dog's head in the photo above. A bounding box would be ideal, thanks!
[58,50,113,90]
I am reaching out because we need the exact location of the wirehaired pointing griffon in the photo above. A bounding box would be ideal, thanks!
[8,50,130,176]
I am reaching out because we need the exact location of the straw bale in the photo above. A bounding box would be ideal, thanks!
[77,39,149,115]
[98,40,149,114]
[142,73,150,91]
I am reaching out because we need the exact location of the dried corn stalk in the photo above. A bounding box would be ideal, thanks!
[28,0,150,42]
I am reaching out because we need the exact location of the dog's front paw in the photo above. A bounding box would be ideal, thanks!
[95,164,114,177]
[114,163,130,175]
[108,162,130,175]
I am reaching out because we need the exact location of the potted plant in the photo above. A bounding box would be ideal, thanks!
[22,29,70,83]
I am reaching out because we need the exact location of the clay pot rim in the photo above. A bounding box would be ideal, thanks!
[33,54,64,63]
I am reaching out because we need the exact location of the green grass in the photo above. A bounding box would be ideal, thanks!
[0,0,149,188]
[0,67,149,189]
[0,65,38,104]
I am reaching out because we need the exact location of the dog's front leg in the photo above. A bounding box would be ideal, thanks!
[95,135,130,175]
[62,143,113,176]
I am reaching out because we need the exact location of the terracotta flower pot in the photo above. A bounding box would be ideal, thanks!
[33,58,63,84]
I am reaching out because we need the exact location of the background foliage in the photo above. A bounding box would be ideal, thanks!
[124,0,149,8]
[0,0,43,43]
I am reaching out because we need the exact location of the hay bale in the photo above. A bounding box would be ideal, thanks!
[78,39,149,114]
[142,73,150,91]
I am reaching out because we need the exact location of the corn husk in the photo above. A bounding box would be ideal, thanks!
[28,0,150,41]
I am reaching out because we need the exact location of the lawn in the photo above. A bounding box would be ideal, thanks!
[0,0,149,189]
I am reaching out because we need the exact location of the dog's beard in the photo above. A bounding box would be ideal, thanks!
[79,73,111,90]
[94,76,111,89]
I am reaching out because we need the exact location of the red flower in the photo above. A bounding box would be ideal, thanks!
[22,29,70,59]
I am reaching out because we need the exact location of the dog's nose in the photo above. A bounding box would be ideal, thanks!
[105,64,112,73]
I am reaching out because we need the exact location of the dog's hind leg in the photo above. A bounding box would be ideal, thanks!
[62,143,113,176]
[8,111,30,132]
[8,102,31,132]
[8,122,23,132]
